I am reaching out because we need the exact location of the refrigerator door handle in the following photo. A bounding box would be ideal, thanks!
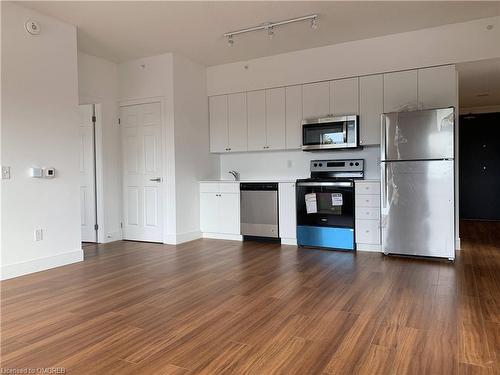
[381,162,387,209]
[380,114,386,161]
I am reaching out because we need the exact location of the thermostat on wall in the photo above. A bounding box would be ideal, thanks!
[44,167,55,178]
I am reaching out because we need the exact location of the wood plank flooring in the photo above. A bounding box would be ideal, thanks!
[1,220,499,374]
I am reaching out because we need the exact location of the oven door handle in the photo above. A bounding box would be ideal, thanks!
[297,181,353,187]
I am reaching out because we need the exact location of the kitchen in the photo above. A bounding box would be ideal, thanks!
[200,64,458,259]
[2,2,500,373]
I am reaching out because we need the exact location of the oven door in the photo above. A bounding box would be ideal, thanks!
[302,115,358,150]
[296,180,355,250]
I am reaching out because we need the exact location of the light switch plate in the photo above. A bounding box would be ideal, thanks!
[1,166,10,179]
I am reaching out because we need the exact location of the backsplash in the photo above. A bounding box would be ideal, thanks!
[219,146,381,180]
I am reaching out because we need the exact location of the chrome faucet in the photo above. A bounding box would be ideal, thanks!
[228,170,240,181]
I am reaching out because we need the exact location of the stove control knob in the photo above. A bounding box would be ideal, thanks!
[350,162,354,166]
[313,163,317,167]
[319,163,323,167]
[355,162,359,166]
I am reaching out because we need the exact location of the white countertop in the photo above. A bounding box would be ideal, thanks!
[200,178,380,183]
[200,179,297,183]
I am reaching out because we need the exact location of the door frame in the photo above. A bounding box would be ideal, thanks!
[78,102,105,243]
[118,96,171,244]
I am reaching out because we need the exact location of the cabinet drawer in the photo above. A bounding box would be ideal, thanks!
[355,194,380,208]
[355,182,380,195]
[219,182,240,194]
[200,182,219,193]
[355,206,380,220]
[356,220,381,244]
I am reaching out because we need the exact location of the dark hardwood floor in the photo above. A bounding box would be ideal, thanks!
[1,221,499,374]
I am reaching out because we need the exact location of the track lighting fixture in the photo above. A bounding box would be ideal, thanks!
[224,14,318,46]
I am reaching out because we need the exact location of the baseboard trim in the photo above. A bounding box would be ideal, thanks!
[1,249,84,281]
[281,238,298,246]
[165,231,202,245]
[356,243,382,252]
[202,233,243,241]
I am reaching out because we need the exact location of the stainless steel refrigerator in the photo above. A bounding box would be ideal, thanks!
[380,107,455,260]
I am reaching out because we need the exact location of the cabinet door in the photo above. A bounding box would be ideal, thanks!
[266,87,286,150]
[359,75,383,145]
[218,193,240,234]
[355,219,381,244]
[200,192,219,233]
[209,96,228,153]
[285,85,303,149]
[302,81,330,119]
[247,90,267,151]
[227,93,247,152]
[418,65,456,109]
[384,70,418,113]
[330,77,359,115]
[278,183,296,239]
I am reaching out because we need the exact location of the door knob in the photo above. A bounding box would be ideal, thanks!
[150,177,161,182]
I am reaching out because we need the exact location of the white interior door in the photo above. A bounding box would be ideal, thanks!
[120,102,163,242]
[79,104,97,242]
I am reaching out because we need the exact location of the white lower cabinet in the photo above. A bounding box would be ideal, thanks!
[278,182,297,244]
[355,181,381,251]
[355,219,381,245]
[200,182,240,237]
[200,181,297,243]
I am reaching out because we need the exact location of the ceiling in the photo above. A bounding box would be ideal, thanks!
[20,1,500,66]
[458,58,500,109]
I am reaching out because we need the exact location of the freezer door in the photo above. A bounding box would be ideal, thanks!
[382,108,454,161]
[381,160,455,259]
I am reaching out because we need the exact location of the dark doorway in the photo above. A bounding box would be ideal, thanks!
[459,112,500,221]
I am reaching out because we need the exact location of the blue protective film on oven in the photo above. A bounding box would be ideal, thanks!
[297,226,354,250]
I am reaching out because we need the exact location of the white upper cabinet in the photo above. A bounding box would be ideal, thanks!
[418,65,456,109]
[227,93,247,152]
[209,65,457,153]
[330,77,359,115]
[383,70,418,113]
[265,87,286,150]
[359,74,383,145]
[247,90,267,151]
[285,85,303,150]
[209,95,228,153]
[302,81,330,119]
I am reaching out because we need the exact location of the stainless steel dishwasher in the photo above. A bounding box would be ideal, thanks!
[240,183,279,238]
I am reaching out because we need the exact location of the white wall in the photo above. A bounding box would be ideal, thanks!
[220,147,380,181]
[1,3,82,279]
[77,52,122,242]
[207,16,500,95]
[172,54,219,243]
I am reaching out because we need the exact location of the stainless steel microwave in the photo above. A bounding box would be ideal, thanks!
[302,115,359,151]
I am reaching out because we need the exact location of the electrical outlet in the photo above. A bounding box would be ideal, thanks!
[34,229,43,241]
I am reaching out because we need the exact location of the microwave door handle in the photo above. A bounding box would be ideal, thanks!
[343,122,347,143]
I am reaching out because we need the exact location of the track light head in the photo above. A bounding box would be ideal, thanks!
[267,26,274,40]
[228,35,234,46]
[311,17,318,30]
